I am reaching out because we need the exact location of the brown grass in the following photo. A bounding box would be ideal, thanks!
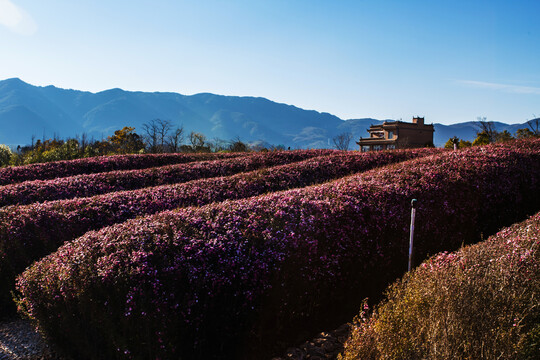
[340,212,540,360]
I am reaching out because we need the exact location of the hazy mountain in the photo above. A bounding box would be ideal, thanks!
[0,78,532,149]
[432,121,528,146]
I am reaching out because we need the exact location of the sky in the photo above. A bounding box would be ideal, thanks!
[1,0,539,125]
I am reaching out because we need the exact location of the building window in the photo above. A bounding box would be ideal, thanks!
[387,131,393,139]
[387,144,396,150]
[373,145,383,151]
[362,146,370,152]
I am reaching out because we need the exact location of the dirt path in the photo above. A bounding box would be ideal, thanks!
[0,319,58,360]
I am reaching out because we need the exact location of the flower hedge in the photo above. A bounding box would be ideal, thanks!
[0,148,437,314]
[0,150,333,206]
[0,152,240,186]
[15,139,540,359]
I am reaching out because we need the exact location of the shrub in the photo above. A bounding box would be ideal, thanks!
[340,210,540,360]
[0,152,240,186]
[15,140,540,359]
[0,148,436,315]
[0,149,333,206]
[0,144,12,167]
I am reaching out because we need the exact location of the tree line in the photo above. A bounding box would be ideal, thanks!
[444,116,539,149]
[0,119,258,167]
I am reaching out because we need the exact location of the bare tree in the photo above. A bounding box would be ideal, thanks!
[189,131,207,152]
[527,116,540,136]
[208,137,228,152]
[142,119,159,153]
[167,125,184,153]
[156,119,172,152]
[332,132,353,150]
[476,116,498,143]
[142,119,172,153]
[80,132,89,155]
[229,136,249,152]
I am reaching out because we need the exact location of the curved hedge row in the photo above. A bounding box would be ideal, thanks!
[0,148,437,315]
[0,152,240,186]
[340,210,540,359]
[0,150,334,206]
[15,140,540,359]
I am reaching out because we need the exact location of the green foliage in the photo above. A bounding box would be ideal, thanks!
[516,128,536,139]
[340,212,540,360]
[22,138,80,164]
[5,125,268,167]
[459,139,472,148]
[444,137,472,149]
[444,138,455,149]
[0,144,13,167]
[497,129,514,143]
[108,127,145,154]
[472,131,491,146]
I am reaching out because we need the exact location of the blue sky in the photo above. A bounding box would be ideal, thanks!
[1,0,539,125]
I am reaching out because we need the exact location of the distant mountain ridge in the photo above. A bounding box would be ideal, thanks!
[0,78,531,148]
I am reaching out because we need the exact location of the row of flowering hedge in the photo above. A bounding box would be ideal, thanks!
[14,140,540,359]
[340,210,540,359]
[0,152,241,185]
[0,148,438,314]
[0,150,335,207]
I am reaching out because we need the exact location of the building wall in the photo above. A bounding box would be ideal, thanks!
[396,126,434,148]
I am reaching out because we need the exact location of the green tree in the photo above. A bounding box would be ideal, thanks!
[472,131,491,146]
[496,130,514,143]
[459,139,472,148]
[444,137,469,149]
[41,138,80,162]
[444,138,455,149]
[108,127,144,154]
[515,128,535,139]
[0,144,12,167]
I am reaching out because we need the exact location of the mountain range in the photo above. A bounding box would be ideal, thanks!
[0,78,531,149]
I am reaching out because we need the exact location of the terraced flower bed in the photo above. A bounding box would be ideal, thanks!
[0,152,239,185]
[13,139,540,359]
[0,149,333,206]
[0,148,437,315]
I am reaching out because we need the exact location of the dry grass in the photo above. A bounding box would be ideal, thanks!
[340,212,540,360]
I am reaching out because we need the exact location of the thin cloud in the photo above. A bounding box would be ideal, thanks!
[458,80,540,95]
[0,0,37,35]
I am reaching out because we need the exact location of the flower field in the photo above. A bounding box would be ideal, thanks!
[9,139,540,359]
[0,148,437,315]
[0,152,241,186]
[0,149,334,206]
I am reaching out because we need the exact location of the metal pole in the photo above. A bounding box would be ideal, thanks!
[408,199,417,272]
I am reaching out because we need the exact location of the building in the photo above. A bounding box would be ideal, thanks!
[356,117,434,151]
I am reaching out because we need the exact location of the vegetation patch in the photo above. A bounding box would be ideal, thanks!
[0,148,434,316]
[0,152,238,185]
[15,140,540,359]
[340,209,540,360]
